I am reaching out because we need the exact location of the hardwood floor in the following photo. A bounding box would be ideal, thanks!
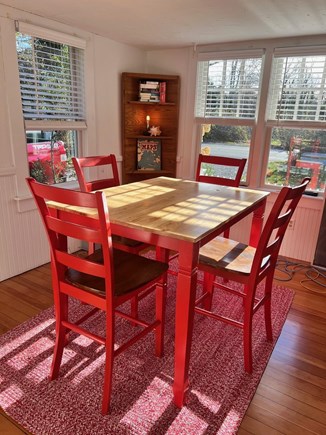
[0,259,325,434]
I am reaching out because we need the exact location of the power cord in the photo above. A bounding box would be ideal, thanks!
[275,258,326,295]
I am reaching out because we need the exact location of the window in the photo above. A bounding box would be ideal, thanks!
[195,45,326,193]
[200,125,251,181]
[27,130,78,184]
[16,23,86,184]
[266,128,326,192]
[265,50,326,192]
[195,52,263,184]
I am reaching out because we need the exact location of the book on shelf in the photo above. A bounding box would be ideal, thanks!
[159,82,166,103]
[139,80,167,103]
[140,82,159,90]
[137,138,162,170]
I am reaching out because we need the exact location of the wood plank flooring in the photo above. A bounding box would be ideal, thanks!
[0,258,325,434]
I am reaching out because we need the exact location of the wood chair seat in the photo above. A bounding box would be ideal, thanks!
[199,236,271,277]
[66,248,168,298]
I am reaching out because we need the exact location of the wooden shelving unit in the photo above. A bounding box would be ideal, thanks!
[121,72,180,184]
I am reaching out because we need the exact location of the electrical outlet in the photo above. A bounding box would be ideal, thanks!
[288,220,295,230]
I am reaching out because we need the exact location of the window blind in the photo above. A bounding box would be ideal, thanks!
[16,32,85,122]
[195,56,263,119]
[267,53,326,122]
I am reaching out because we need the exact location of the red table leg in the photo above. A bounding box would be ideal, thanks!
[173,241,199,407]
[249,198,267,247]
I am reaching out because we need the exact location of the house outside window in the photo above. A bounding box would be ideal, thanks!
[195,52,263,184]
[16,23,86,185]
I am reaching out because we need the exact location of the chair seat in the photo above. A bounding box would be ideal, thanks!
[199,236,268,276]
[66,249,168,298]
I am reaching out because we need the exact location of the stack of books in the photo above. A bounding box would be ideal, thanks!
[139,80,167,103]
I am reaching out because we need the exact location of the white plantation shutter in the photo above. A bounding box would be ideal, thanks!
[267,48,326,122]
[16,25,85,123]
[195,51,263,120]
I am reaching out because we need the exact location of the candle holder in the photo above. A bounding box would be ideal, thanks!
[143,115,151,135]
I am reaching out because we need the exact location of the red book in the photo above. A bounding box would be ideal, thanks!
[159,82,166,103]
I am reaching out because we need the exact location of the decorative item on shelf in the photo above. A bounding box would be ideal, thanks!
[149,125,162,137]
[159,82,166,103]
[137,138,162,171]
[143,115,151,135]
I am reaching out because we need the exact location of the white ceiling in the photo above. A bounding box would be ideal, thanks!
[2,0,326,50]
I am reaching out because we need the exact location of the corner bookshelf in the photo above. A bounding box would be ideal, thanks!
[121,72,180,184]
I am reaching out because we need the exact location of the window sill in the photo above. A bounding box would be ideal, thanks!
[14,181,80,213]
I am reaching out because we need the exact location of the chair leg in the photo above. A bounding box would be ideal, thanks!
[243,325,253,373]
[202,272,215,311]
[243,287,253,373]
[264,274,273,341]
[88,242,95,255]
[101,316,115,415]
[50,293,68,380]
[155,279,167,357]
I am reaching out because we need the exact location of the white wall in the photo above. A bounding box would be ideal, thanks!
[0,5,146,281]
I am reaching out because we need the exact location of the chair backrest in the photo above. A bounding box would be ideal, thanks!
[72,154,120,192]
[26,177,114,305]
[252,177,311,279]
[195,155,247,187]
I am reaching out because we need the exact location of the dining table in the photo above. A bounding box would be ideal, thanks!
[49,176,270,407]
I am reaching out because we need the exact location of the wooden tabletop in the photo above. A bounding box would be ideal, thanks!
[48,177,269,243]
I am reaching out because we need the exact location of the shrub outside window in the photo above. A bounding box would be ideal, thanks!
[27,130,78,184]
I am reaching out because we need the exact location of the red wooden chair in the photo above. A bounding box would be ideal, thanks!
[26,177,168,414]
[195,154,247,187]
[72,154,120,192]
[72,155,148,255]
[195,177,310,373]
[73,155,153,322]
[167,155,248,275]
[196,154,247,239]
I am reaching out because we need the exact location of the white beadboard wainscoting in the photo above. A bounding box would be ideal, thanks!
[0,174,82,282]
[0,174,324,281]
[230,192,324,263]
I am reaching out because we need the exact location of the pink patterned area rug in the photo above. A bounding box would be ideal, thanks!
[0,264,294,435]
